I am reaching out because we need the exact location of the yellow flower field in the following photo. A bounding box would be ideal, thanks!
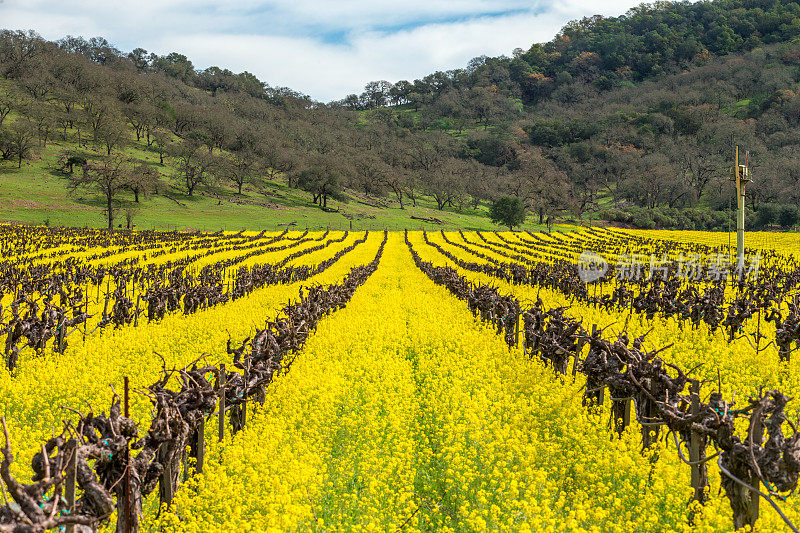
[1,227,798,532]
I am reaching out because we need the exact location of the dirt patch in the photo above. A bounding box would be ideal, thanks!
[8,198,46,208]
[1,198,94,210]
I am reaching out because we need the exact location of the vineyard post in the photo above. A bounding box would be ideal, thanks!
[83,289,88,342]
[242,356,250,429]
[641,399,658,450]
[611,393,631,437]
[182,447,188,483]
[689,380,708,505]
[102,292,109,324]
[756,308,761,352]
[64,439,77,533]
[218,365,226,441]
[195,418,205,474]
[623,399,631,432]
[157,453,175,509]
[57,317,65,353]
[134,296,140,327]
[747,414,764,527]
[572,339,582,378]
[123,376,132,533]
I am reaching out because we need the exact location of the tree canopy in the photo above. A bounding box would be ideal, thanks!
[489,196,526,230]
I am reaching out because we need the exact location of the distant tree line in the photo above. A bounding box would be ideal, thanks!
[1,0,800,231]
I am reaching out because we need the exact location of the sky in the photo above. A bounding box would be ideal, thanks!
[1,0,644,101]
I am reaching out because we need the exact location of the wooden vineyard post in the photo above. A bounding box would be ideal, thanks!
[57,317,65,353]
[756,308,761,353]
[195,418,205,474]
[158,454,175,510]
[689,380,708,505]
[737,414,764,529]
[102,293,110,325]
[122,376,132,533]
[623,399,631,432]
[182,447,189,483]
[218,365,226,442]
[64,439,77,533]
[611,393,631,437]
[83,289,88,342]
[196,417,206,474]
[241,356,249,429]
[572,337,584,378]
[134,296,140,327]
[641,399,660,450]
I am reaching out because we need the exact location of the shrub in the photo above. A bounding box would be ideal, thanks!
[778,204,800,228]
[755,203,779,229]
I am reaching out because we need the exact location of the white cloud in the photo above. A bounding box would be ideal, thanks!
[0,0,653,101]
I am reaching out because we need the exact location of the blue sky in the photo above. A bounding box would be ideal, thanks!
[0,0,643,101]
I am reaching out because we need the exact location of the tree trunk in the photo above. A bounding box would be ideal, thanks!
[134,188,139,203]
[107,193,114,229]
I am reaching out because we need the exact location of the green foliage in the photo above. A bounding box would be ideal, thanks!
[462,133,516,167]
[603,206,737,231]
[296,165,346,209]
[756,203,780,229]
[778,204,800,228]
[524,120,597,148]
[489,196,526,230]
[754,204,799,229]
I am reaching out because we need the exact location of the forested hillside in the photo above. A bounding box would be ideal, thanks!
[1,0,800,230]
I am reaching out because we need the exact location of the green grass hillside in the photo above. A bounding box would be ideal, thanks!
[0,129,573,232]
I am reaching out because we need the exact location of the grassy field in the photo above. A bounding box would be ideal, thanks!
[0,129,577,232]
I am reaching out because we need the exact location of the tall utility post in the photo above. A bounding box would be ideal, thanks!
[731,146,751,265]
